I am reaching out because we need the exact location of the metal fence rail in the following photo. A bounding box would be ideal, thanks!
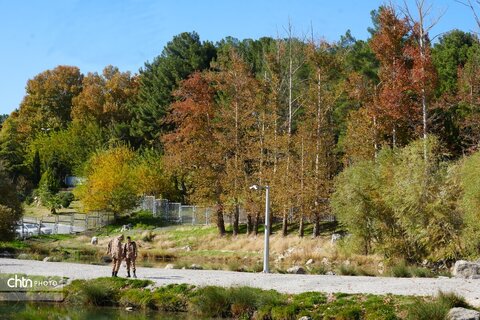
[21,212,113,237]
[139,196,335,226]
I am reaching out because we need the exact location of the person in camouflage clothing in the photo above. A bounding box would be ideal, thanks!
[106,234,124,277]
[123,236,138,278]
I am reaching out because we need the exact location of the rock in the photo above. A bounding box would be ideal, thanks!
[190,264,203,270]
[305,259,314,265]
[43,257,51,262]
[326,293,336,303]
[287,266,306,274]
[331,233,342,244]
[164,264,175,269]
[447,307,480,320]
[452,260,480,279]
[0,251,13,258]
[101,255,112,263]
[17,253,29,260]
[298,317,312,320]
[326,271,336,276]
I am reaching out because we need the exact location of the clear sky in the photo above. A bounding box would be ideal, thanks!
[0,0,476,115]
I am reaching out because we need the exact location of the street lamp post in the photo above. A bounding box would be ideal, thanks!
[249,184,271,273]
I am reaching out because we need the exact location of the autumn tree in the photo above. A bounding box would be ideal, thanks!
[370,6,418,147]
[208,49,261,236]
[163,72,227,235]
[133,148,181,201]
[403,0,439,161]
[16,66,83,137]
[71,66,138,138]
[74,146,139,218]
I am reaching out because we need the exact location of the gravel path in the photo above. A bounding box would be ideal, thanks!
[1,258,480,306]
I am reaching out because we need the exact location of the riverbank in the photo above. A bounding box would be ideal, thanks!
[0,276,477,320]
[1,258,480,307]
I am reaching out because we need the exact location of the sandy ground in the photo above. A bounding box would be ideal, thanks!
[1,258,480,306]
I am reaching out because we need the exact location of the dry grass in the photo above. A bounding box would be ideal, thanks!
[19,223,383,274]
[23,201,84,218]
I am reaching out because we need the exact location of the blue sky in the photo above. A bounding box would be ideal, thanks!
[0,0,476,115]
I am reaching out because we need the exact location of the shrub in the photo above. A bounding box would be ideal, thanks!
[152,284,192,312]
[119,288,153,309]
[390,261,411,278]
[338,264,359,276]
[437,291,470,309]
[410,267,432,278]
[189,286,231,318]
[59,192,74,208]
[141,230,155,242]
[406,298,449,320]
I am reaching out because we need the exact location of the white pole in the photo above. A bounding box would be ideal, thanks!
[263,186,270,273]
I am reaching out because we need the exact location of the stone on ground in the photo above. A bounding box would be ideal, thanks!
[448,307,480,320]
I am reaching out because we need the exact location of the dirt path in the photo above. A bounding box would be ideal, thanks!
[1,258,479,306]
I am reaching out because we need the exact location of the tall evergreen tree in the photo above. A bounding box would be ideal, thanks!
[131,32,216,147]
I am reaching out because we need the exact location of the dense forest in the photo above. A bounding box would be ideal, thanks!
[1,3,480,263]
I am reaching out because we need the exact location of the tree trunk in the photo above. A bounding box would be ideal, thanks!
[233,204,240,236]
[216,204,226,236]
[312,213,320,238]
[254,211,261,236]
[299,214,304,237]
[282,208,288,237]
[246,213,253,235]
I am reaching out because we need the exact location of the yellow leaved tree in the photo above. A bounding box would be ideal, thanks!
[74,146,139,219]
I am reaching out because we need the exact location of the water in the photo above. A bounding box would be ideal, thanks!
[0,302,197,320]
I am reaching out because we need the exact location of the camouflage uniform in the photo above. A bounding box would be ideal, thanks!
[106,235,124,277]
[123,240,137,278]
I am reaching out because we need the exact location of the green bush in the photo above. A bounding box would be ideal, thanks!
[406,298,449,320]
[437,291,471,309]
[338,264,359,276]
[59,192,74,208]
[410,267,433,278]
[190,286,231,317]
[119,288,153,309]
[152,284,192,312]
[391,262,412,278]
[270,305,297,320]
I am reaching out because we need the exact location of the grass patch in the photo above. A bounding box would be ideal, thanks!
[390,261,412,278]
[33,277,473,319]
[0,240,29,252]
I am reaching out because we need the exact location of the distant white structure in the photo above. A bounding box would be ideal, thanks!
[121,224,132,232]
[64,176,86,187]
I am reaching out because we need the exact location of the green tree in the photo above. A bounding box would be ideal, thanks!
[332,137,463,262]
[131,32,216,146]
[432,30,475,96]
[0,166,23,240]
[459,145,480,256]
